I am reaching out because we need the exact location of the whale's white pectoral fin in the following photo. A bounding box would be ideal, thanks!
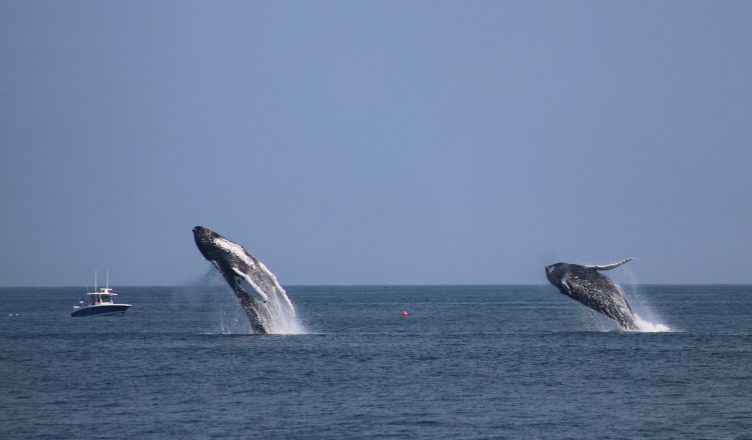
[586,258,632,271]
[561,279,572,295]
[232,267,269,303]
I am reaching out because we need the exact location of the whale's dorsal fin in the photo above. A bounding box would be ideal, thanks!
[585,258,632,271]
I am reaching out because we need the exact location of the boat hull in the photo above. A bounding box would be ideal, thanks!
[71,304,131,317]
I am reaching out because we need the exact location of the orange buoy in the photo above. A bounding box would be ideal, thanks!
[401,311,408,317]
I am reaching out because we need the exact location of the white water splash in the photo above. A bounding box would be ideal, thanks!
[632,314,671,332]
[616,266,672,332]
[253,280,306,335]
[213,235,306,335]
[218,309,253,334]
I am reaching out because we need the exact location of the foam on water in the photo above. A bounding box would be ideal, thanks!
[632,314,671,332]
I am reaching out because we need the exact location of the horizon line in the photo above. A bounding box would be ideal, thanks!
[1,282,751,289]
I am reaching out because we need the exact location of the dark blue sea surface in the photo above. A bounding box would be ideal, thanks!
[1,285,751,439]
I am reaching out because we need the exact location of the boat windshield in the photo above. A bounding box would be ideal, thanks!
[99,294,112,303]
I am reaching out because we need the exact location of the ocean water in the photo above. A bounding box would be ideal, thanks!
[1,285,751,439]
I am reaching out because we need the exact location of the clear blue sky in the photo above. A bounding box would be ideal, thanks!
[1,1,751,286]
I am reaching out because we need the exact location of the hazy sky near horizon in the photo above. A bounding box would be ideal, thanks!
[2,1,751,286]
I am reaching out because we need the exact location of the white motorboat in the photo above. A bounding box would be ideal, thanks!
[71,287,132,317]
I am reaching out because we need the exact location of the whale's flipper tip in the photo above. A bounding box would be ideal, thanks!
[586,258,632,271]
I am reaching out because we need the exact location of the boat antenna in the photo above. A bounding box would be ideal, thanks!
[95,270,98,292]
[106,270,109,290]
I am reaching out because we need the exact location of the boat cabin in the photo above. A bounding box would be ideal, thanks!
[88,288,118,305]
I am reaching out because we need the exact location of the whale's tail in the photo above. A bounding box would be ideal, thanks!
[585,258,632,271]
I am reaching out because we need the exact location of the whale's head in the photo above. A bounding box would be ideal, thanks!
[193,225,231,262]
[193,225,253,272]
[545,263,568,288]
[193,226,270,304]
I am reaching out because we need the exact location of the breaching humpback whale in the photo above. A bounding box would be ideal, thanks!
[545,258,639,330]
[192,226,300,334]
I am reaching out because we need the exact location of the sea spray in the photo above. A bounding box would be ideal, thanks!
[239,258,306,335]
[615,267,671,332]
[632,314,670,332]
[211,238,305,334]
[621,287,671,332]
[218,304,253,334]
